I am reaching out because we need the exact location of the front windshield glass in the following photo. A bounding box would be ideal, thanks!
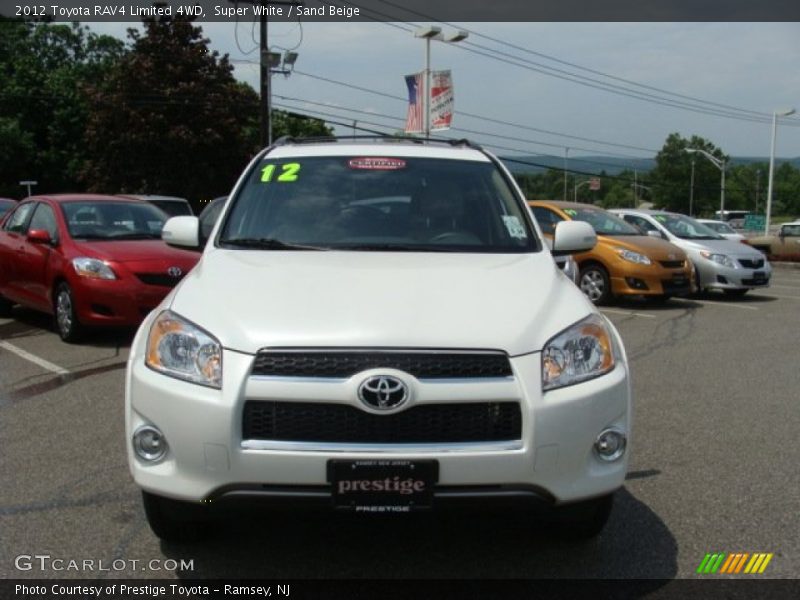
[703,221,735,234]
[220,155,537,252]
[561,206,641,236]
[653,214,723,240]
[62,201,167,240]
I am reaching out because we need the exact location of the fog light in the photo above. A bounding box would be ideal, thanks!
[133,425,168,462]
[594,428,626,461]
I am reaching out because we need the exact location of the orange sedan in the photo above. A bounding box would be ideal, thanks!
[529,201,694,304]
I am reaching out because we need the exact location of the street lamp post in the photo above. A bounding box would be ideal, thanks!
[765,107,796,236]
[685,148,726,217]
[414,26,468,137]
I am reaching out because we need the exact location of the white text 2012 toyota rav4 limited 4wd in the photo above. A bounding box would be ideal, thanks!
[125,138,632,542]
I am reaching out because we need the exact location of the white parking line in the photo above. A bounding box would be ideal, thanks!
[751,293,800,301]
[0,341,70,375]
[688,299,759,311]
[600,309,656,319]
[769,284,800,290]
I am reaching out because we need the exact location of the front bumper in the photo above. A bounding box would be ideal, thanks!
[126,323,631,507]
[694,260,772,290]
[609,260,693,297]
[73,276,173,326]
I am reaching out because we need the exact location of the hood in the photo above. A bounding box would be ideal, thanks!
[601,235,685,260]
[675,237,764,258]
[72,239,200,264]
[169,249,595,356]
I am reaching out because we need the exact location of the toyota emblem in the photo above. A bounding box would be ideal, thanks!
[358,375,408,410]
[167,266,183,278]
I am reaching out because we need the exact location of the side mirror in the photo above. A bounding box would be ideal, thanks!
[552,221,596,256]
[27,229,53,245]
[162,216,200,249]
[647,230,664,239]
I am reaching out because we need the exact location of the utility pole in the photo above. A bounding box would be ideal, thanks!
[259,6,269,147]
[563,148,569,202]
[689,159,695,217]
[755,169,761,214]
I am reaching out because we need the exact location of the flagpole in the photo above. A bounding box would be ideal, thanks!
[425,36,431,138]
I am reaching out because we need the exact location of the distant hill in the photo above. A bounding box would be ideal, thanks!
[501,155,800,176]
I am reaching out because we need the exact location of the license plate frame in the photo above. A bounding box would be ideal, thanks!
[328,459,439,513]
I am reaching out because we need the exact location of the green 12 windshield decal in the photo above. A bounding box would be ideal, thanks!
[261,162,301,183]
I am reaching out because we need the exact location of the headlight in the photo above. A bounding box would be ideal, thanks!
[542,314,616,391]
[700,251,736,268]
[616,248,651,265]
[72,257,116,279]
[146,310,222,388]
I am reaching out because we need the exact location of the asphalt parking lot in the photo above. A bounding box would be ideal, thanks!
[1,269,799,582]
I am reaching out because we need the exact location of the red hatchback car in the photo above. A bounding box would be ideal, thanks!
[0,194,200,342]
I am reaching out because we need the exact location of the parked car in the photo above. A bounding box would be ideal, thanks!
[198,196,227,242]
[529,201,693,304]
[696,219,746,242]
[609,209,772,297]
[745,221,800,260]
[0,194,200,341]
[0,198,16,218]
[126,138,631,542]
[119,195,194,217]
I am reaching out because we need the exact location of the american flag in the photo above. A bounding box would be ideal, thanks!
[404,73,423,133]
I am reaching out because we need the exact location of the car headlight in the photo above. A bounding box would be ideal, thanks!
[616,248,651,265]
[542,314,616,391]
[146,310,222,388]
[699,251,736,268]
[72,257,116,280]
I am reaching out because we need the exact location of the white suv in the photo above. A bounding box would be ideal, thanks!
[125,138,631,541]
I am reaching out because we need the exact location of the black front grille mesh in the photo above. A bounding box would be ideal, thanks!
[243,401,521,444]
[251,351,512,379]
[135,273,183,287]
[659,260,685,269]
[738,258,764,269]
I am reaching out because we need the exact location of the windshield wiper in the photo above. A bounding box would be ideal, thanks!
[110,232,162,240]
[218,237,325,250]
[335,243,457,252]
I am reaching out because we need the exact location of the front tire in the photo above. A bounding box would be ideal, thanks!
[54,282,84,343]
[142,491,210,543]
[549,493,614,540]
[579,264,612,305]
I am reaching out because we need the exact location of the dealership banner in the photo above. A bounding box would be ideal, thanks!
[429,70,454,132]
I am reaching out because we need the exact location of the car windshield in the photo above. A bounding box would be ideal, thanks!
[782,224,800,236]
[702,221,735,234]
[652,214,724,240]
[62,201,168,240]
[149,200,192,217]
[561,206,641,236]
[219,155,537,252]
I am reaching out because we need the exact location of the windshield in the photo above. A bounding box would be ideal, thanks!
[653,214,724,240]
[61,201,167,240]
[561,206,641,236]
[149,200,192,217]
[219,155,537,252]
[702,221,735,234]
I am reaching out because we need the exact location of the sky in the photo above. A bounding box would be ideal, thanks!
[89,21,800,166]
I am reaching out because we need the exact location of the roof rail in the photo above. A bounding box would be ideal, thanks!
[270,135,481,149]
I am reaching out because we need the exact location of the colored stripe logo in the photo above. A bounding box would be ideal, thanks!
[697,553,773,574]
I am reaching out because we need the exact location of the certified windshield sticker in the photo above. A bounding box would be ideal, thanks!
[348,157,407,170]
[261,162,301,183]
[502,216,527,239]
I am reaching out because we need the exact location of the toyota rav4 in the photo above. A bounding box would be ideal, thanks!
[125,138,632,542]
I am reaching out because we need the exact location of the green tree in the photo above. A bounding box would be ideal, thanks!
[271,109,333,141]
[0,18,125,197]
[650,133,727,214]
[81,14,260,201]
